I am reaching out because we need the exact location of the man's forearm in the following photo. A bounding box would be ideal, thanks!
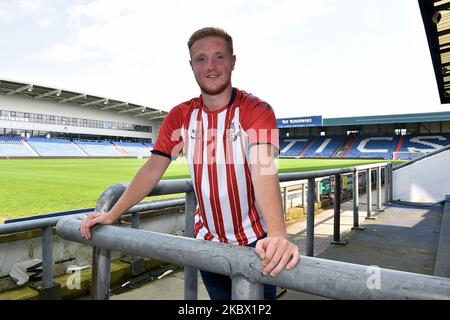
[107,154,171,221]
[252,172,287,237]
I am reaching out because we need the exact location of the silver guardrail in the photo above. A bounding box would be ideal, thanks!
[1,162,395,299]
[61,162,403,300]
[56,217,450,300]
[0,198,186,299]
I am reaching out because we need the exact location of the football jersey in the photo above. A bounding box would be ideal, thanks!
[151,88,279,245]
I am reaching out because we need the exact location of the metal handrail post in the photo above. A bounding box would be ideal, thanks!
[128,212,145,276]
[283,186,288,215]
[29,225,61,299]
[377,166,382,210]
[353,170,359,227]
[306,178,315,256]
[366,169,375,219]
[184,191,198,300]
[231,275,264,300]
[131,212,140,229]
[315,179,320,202]
[384,166,389,205]
[332,175,347,245]
[352,170,366,231]
[388,163,393,202]
[92,247,111,300]
[42,225,53,289]
[302,183,306,208]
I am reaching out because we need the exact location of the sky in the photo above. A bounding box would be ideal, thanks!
[0,0,446,119]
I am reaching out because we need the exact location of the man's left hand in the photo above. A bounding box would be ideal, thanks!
[255,236,300,277]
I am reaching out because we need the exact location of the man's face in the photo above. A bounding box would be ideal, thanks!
[189,36,236,96]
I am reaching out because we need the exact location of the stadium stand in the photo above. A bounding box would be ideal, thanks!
[395,133,450,160]
[2,133,450,160]
[74,140,121,157]
[0,136,35,157]
[0,135,154,158]
[344,136,400,160]
[279,138,312,157]
[300,136,345,158]
[113,141,152,157]
[143,143,154,149]
[27,137,87,157]
[279,134,450,160]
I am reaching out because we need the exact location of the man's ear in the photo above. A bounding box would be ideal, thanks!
[189,60,193,70]
[231,55,236,70]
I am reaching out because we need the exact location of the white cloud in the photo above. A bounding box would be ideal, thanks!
[30,43,103,63]
[36,18,52,28]
[0,0,55,27]
[10,0,446,117]
[33,0,334,109]
[0,0,45,19]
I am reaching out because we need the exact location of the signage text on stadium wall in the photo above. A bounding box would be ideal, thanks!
[276,116,323,128]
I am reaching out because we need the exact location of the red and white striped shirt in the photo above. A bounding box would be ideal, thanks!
[152,88,279,245]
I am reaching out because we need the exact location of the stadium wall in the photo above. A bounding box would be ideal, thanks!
[393,147,450,203]
[0,119,151,139]
[0,94,157,140]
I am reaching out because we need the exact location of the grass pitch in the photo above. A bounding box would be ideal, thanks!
[0,158,402,222]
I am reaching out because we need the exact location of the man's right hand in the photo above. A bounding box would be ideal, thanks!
[80,212,114,240]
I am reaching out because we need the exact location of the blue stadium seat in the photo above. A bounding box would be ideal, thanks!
[397,133,450,160]
[74,140,121,157]
[113,141,152,157]
[301,136,344,158]
[0,135,35,157]
[27,137,86,157]
[279,138,311,157]
[345,136,399,159]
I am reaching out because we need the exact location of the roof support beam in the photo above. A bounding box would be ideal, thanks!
[6,84,33,95]
[34,89,61,100]
[59,93,87,103]
[419,0,448,103]
[118,106,146,114]
[101,102,128,110]
[433,3,450,12]
[80,98,108,107]
[135,110,163,117]
[437,28,450,37]
[439,45,450,54]
[148,115,167,120]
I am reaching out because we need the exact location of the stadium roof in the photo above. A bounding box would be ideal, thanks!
[0,79,168,121]
[419,0,450,104]
[323,111,450,126]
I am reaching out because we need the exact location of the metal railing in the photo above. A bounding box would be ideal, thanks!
[1,162,396,299]
[0,197,186,299]
[56,215,450,300]
[54,162,419,300]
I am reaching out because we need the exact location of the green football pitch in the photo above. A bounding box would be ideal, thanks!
[0,158,403,222]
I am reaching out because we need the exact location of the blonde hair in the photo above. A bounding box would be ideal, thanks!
[187,27,233,55]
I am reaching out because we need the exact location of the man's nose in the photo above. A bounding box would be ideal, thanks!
[206,56,218,70]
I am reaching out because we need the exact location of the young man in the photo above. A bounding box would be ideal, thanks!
[80,27,300,300]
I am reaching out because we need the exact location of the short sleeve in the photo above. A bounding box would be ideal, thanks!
[241,102,279,150]
[151,105,184,160]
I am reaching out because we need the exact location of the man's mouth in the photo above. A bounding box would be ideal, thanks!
[206,74,220,79]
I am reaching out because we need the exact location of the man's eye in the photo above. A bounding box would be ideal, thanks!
[197,57,206,62]
[217,55,224,60]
